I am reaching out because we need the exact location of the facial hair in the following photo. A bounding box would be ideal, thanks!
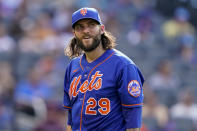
[76,33,101,52]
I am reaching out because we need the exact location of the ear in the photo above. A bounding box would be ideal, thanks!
[73,30,76,38]
[100,25,105,34]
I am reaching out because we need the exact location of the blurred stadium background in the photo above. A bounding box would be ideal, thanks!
[0,0,197,131]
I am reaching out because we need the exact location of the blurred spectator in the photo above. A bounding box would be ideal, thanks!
[18,11,68,55]
[179,46,197,70]
[143,85,169,130]
[18,24,42,54]
[127,9,156,45]
[36,103,66,131]
[0,22,16,53]
[52,7,70,31]
[14,54,65,130]
[0,62,15,130]
[162,7,195,39]
[35,55,65,102]
[0,100,13,130]
[180,45,195,64]
[147,59,180,107]
[170,88,197,122]
[0,62,15,100]
[170,88,197,130]
[15,97,47,131]
[177,33,197,69]
[147,59,180,89]
[33,12,55,40]
[0,0,23,21]
[15,66,54,103]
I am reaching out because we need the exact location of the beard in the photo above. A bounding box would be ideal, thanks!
[76,33,101,52]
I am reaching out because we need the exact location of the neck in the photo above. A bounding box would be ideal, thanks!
[85,43,105,63]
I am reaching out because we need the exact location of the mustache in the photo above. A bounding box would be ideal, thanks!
[82,33,93,38]
[82,30,101,38]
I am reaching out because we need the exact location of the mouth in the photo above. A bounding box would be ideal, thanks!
[83,36,91,40]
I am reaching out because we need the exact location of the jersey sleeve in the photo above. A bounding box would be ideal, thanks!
[117,64,144,108]
[122,106,142,129]
[63,65,72,110]
[67,110,72,125]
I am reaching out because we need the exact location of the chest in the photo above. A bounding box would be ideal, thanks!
[69,65,118,99]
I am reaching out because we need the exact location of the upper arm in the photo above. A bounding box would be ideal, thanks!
[63,65,72,109]
[122,106,142,129]
[117,64,144,108]
[117,64,144,128]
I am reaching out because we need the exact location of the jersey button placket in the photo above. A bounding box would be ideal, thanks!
[79,67,91,130]
[84,66,91,78]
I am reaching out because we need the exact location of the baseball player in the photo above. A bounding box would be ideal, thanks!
[63,7,144,131]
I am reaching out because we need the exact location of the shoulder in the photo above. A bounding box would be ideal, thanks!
[111,49,144,79]
[111,49,135,66]
[66,56,81,67]
[65,56,82,73]
[70,56,81,64]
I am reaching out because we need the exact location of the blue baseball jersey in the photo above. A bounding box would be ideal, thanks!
[63,49,144,131]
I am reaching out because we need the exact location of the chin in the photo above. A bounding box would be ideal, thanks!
[83,38,93,43]
[83,41,93,47]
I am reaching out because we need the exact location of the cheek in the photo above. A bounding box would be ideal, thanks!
[74,31,81,37]
[75,34,82,40]
[91,29,101,37]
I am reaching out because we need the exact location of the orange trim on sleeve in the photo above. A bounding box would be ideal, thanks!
[122,103,143,107]
[63,105,72,109]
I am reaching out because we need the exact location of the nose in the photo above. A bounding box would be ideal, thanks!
[82,25,90,33]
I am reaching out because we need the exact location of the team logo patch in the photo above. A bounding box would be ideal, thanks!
[80,8,87,16]
[128,80,141,97]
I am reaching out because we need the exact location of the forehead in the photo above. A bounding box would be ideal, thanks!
[75,18,99,25]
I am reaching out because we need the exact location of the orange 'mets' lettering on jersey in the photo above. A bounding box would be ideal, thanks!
[69,71,103,98]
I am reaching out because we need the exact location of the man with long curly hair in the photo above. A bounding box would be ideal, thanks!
[63,7,144,131]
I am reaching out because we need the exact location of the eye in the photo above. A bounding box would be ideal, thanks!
[75,25,84,31]
[88,22,96,28]
[90,23,95,25]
